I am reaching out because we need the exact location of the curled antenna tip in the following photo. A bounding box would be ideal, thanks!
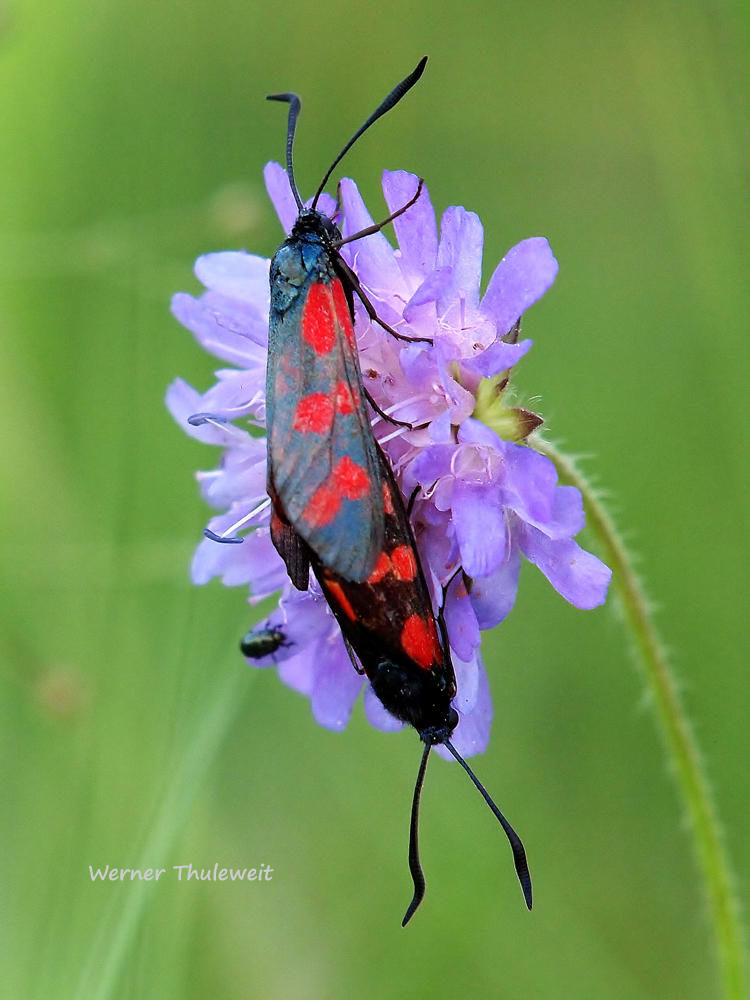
[204,528,244,545]
[402,742,431,927]
[187,412,227,426]
[312,58,429,210]
[443,739,533,911]
[266,93,304,211]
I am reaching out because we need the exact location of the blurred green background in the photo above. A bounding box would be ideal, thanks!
[1,0,749,997]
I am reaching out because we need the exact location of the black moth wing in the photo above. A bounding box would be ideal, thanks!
[311,447,458,739]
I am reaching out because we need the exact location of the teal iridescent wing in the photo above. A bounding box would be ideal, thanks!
[266,236,384,583]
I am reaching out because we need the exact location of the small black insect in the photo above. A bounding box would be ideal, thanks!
[239,627,288,660]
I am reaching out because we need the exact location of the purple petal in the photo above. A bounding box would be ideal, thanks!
[451,648,480,715]
[312,192,337,218]
[276,647,315,696]
[457,416,504,450]
[193,290,269,348]
[192,522,286,595]
[264,161,298,235]
[166,378,209,442]
[278,588,337,646]
[500,442,556,530]
[165,378,253,447]
[364,684,406,732]
[263,161,336,234]
[199,443,267,508]
[436,206,484,313]
[171,292,267,368]
[197,367,266,423]
[308,638,365,731]
[399,344,439,393]
[434,652,492,760]
[434,348,476,423]
[402,267,451,322]
[463,338,533,378]
[410,443,456,484]
[339,178,405,297]
[382,169,438,281]
[481,237,558,337]
[415,519,457,584]
[429,410,453,444]
[444,577,481,662]
[518,523,612,608]
[430,475,456,514]
[468,544,522,629]
[545,485,586,539]
[501,446,586,540]
[194,251,270,309]
[453,481,507,578]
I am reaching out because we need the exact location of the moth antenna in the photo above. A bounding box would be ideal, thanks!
[333,178,424,248]
[312,56,427,210]
[266,92,304,212]
[402,740,432,926]
[442,739,533,910]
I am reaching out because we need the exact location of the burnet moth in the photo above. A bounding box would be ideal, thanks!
[265,59,428,587]
[270,449,532,924]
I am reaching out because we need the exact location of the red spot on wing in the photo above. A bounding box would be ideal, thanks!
[302,283,336,355]
[401,614,439,670]
[332,279,356,349]
[303,458,370,528]
[270,508,284,535]
[304,484,341,528]
[335,381,355,415]
[332,456,370,500]
[326,580,357,621]
[391,545,417,582]
[294,393,334,434]
[367,552,392,584]
[382,483,395,515]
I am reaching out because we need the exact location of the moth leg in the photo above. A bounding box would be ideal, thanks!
[406,485,420,518]
[342,634,366,675]
[435,566,463,650]
[364,388,414,429]
[337,256,433,345]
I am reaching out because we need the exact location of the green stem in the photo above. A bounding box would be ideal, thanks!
[535,437,748,1000]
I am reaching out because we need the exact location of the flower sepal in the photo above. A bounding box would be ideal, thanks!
[472,373,544,443]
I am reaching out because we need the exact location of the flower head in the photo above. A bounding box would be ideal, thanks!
[166,164,611,758]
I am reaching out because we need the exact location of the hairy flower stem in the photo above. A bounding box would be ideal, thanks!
[534,437,748,1000]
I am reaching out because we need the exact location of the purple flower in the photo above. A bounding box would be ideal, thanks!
[166,163,611,759]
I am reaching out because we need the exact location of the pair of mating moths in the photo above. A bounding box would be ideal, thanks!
[237,59,531,925]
